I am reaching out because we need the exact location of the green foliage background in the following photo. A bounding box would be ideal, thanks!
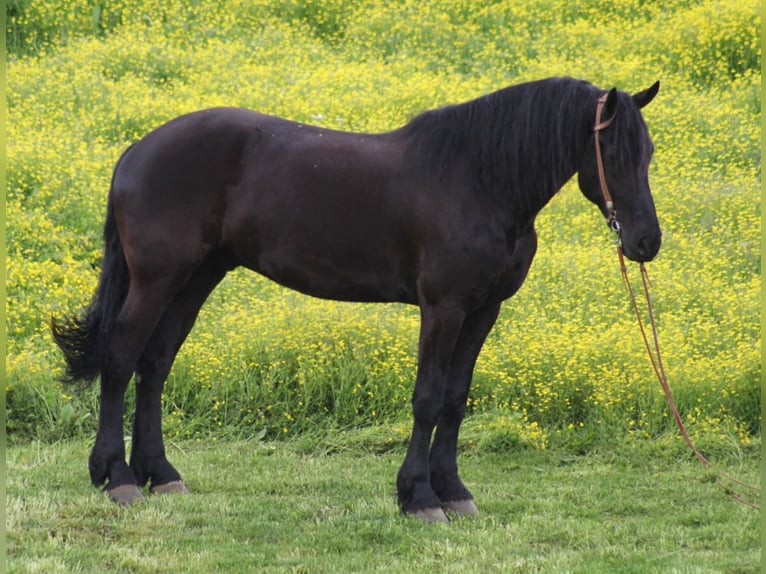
[6,0,761,452]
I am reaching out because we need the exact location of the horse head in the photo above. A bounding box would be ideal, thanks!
[578,82,662,262]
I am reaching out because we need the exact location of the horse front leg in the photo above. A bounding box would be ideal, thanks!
[428,302,501,517]
[397,302,466,523]
[427,227,536,516]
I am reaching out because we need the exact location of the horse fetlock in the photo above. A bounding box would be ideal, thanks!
[430,473,472,505]
[89,449,129,487]
[130,453,182,489]
[88,452,109,487]
[398,477,443,515]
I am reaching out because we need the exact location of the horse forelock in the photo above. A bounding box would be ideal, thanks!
[609,92,653,171]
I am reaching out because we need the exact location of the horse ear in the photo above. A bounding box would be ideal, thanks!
[633,81,660,109]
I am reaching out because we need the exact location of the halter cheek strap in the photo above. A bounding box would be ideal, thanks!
[594,94,620,236]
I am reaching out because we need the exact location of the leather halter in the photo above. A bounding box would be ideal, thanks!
[593,94,620,236]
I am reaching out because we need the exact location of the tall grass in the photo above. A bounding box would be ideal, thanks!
[6,0,761,451]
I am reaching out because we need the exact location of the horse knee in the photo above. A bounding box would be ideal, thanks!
[440,402,467,427]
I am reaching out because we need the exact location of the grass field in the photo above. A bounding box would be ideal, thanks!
[5,0,762,570]
[7,433,761,573]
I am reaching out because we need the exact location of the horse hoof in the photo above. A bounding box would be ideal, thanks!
[108,484,144,505]
[412,507,450,524]
[150,480,189,495]
[443,499,479,516]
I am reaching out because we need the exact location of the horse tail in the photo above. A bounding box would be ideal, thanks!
[51,148,132,387]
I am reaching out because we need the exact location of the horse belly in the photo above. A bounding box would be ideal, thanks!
[251,247,414,303]
[226,192,417,303]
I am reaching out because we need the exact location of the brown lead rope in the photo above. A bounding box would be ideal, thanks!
[594,94,760,510]
[619,249,760,509]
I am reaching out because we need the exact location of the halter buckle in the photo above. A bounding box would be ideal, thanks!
[607,211,621,246]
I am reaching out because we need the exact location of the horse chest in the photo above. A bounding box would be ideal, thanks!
[488,228,538,302]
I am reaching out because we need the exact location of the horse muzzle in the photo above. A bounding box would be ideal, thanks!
[622,230,662,262]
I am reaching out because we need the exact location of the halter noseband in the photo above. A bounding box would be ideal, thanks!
[594,93,620,237]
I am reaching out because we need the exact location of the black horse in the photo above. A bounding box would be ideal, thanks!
[52,77,660,522]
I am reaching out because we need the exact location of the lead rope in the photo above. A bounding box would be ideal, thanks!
[594,94,760,510]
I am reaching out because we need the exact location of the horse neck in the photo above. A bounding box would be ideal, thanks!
[399,80,598,229]
[495,87,595,226]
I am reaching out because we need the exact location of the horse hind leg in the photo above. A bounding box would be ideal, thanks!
[89,271,192,504]
[129,255,230,494]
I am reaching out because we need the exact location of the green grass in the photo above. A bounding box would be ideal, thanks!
[7,429,760,573]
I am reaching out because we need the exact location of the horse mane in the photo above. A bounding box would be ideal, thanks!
[402,77,642,222]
